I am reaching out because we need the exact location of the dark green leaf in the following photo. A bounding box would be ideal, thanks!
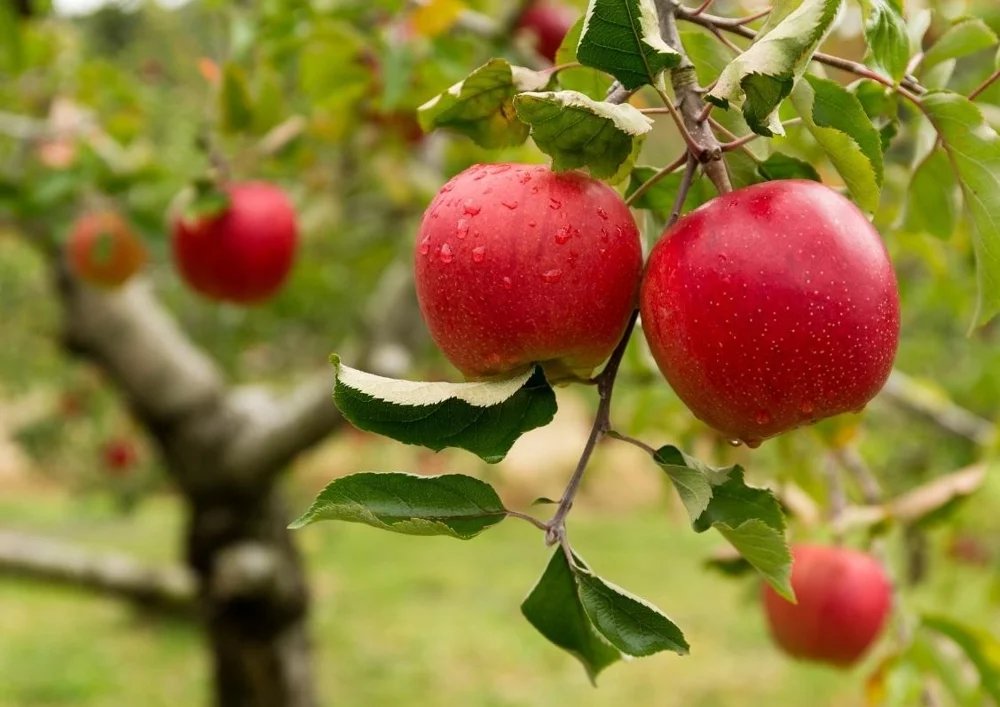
[220,62,254,133]
[757,152,822,181]
[289,472,506,538]
[521,549,621,683]
[922,91,1000,327]
[654,446,793,600]
[576,569,689,657]
[514,90,652,179]
[417,59,549,148]
[902,149,956,239]
[576,0,681,90]
[707,0,842,135]
[922,18,998,71]
[331,357,557,464]
[857,0,909,81]
[921,615,1000,701]
[790,74,883,212]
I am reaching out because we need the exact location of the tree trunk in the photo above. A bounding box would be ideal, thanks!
[187,488,315,707]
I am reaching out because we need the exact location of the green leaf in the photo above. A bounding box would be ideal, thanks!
[220,62,254,133]
[654,446,793,600]
[331,357,557,464]
[707,0,842,136]
[922,18,998,71]
[756,152,822,181]
[625,166,715,220]
[902,149,956,239]
[576,0,681,90]
[921,615,1000,702]
[417,59,549,148]
[922,91,1000,328]
[514,90,652,179]
[555,16,611,100]
[576,568,689,657]
[790,74,883,212]
[289,472,507,537]
[681,29,734,86]
[521,550,621,683]
[857,0,909,81]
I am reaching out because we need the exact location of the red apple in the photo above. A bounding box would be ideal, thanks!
[101,438,138,476]
[517,1,577,63]
[639,180,899,447]
[67,210,146,288]
[414,163,642,380]
[762,544,892,666]
[171,181,298,304]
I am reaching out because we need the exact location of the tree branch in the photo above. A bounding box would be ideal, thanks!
[879,370,994,446]
[0,529,195,614]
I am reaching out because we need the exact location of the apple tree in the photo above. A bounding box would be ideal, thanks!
[1,0,999,704]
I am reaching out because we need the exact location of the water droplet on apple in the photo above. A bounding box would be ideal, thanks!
[800,402,815,415]
[597,207,609,220]
[471,246,486,263]
[501,276,513,289]
[554,226,572,245]
[754,410,771,425]
[541,268,562,283]
[518,171,532,184]
[501,200,518,210]
[549,198,562,210]
[727,439,742,447]
[463,199,481,216]
[528,221,537,228]
[742,437,762,449]
[439,243,454,264]
[490,164,511,174]
[456,219,470,239]
[418,237,431,256]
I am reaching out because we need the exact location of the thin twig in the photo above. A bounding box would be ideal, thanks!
[708,117,761,162]
[624,150,688,207]
[506,509,549,531]
[670,156,699,224]
[688,0,714,16]
[720,117,802,150]
[734,7,771,25]
[655,87,709,159]
[969,67,1000,102]
[606,430,657,456]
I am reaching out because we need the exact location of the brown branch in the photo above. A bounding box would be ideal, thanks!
[969,68,1000,102]
[0,529,195,614]
[879,370,994,446]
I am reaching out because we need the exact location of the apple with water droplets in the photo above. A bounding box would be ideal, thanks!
[414,163,643,381]
[639,180,900,447]
[171,181,298,304]
[762,544,892,667]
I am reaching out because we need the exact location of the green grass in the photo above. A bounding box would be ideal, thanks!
[0,490,889,707]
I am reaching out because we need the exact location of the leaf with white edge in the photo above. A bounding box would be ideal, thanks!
[757,152,822,182]
[521,549,621,683]
[514,90,652,179]
[576,0,681,90]
[857,0,909,81]
[289,472,506,538]
[921,615,1000,702]
[902,149,957,239]
[706,0,842,136]
[922,17,998,71]
[331,357,557,463]
[555,16,611,100]
[417,59,550,148]
[575,568,689,657]
[656,446,793,600]
[922,91,1000,328]
[790,74,883,212]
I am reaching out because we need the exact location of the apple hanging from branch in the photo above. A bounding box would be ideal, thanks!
[414,163,642,381]
[640,180,900,447]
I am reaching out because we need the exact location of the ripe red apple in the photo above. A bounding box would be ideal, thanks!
[171,181,298,304]
[101,438,138,477]
[516,1,577,63]
[639,180,900,447]
[762,544,892,666]
[414,163,642,381]
[67,210,146,288]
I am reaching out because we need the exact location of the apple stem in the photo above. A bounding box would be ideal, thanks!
[669,156,699,225]
[606,430,657,456]
[544,309,639,546]
[624,150,688,207]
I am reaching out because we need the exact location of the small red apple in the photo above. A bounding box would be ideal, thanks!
[101,438,138,477]
[762,544,892,666]
[516,1,577,63]
[171,181,298,304]
[414,163,642,380]
[639,180,900,447]
[67,210,146,288]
